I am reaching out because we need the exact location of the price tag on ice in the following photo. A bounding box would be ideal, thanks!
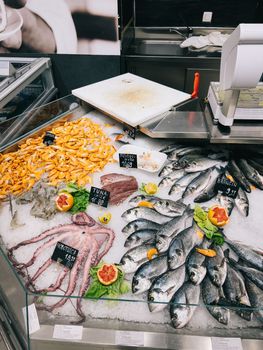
[51,242,78,269]
[89,186,110,208]
[119,153,137,168]
[214,175,239,199]
[123,124,137,139]
[211,337,243,350]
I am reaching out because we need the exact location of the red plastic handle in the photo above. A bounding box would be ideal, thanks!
[191,72,200,98]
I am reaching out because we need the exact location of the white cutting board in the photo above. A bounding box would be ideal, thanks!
[72,73,191,127]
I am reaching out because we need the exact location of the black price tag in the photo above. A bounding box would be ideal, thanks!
[89,186,110,208]
[51,242,78,269]
[43,132,56,146]
[215,175,239,199]
[119,153,137,168]
[123,125,136,140]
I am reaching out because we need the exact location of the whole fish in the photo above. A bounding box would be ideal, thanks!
[182,168,213,198]
[227,160,251,193]
[122,219,161,234]
[237,159,263,190]
[158,169,186,188]
[225,239,263,272]
[156,208,194,253]
[235,188,249,217]
[187,247,208,285]
[247,159,263,175]
[202,277,229,325]
[158,161,183,177]
[185,158,223,173]
[178,154,204,168]
[120,243,156,274]
[194,167,222,203]
[121,207,172,224]
[169,172,200,196]
[153,199,186,217]
[170,282,200,329]
[168,147,190,161]
[176,146,204,158]
[223,264,251,321]
[245,279,263,323]
[206,245,227,287]
[124,229,157,249]
[129,195,160,206]
[168,224,204,270]
[160,144,184,154]
[148,265,185,313]
[218,194,235,215]
[132,255,168,295]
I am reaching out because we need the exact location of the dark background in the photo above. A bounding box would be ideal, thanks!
[135,0,263,27]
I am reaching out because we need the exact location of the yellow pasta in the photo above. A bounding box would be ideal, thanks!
[0,118,115,199]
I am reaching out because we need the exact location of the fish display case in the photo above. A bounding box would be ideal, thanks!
[0,96,263,350]
[0,57,58,148]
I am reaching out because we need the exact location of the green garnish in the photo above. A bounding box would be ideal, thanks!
[85,262,130,299]
[62,183,90,214]
[194,205,224,246]
[139,182,147,193]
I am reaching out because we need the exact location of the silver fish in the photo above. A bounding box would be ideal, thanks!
[168,147,190,161]
[235,188,249,217]
[202,276,229,325]
[160,144,184,154]
[176,146,204,158]
[122,219,161,234]
[158,161,183,177]
[158,169,186,188]
[245,279,263,323]
[228,160,251,193]
[237,159,263,190]
[206,245,227,287]
[120,243,156,274]
[185,158,223,173]
[132,255,168,295]
[218,194,235,215]
[182,168,213,198]
[148,265,185,313]
[187,247,208,285]
[121,207,172,224]
[156,208,194,253]
[169,172,200,196]
[128,195,160,206]
[223,264,251,321]
[124,229,157,249]
[229,263,263,291]
[247,159,263,175]
[168,224,204,270]
[153,199,186,217]
[170,282,200,329]
[225,239,263,272]
[194,167,222,203]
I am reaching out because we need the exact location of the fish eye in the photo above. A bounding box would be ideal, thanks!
[133,279,139,285]
[173,314,178,320]
[149,296,154,302]
[175,249,182,256]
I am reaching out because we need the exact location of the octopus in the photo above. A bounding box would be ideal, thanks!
[7,212,115,323]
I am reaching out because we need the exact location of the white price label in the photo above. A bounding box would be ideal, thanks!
[115,331,144,347]
[212,337,243,350]
[53,325,83,340]
[22,303,40,335]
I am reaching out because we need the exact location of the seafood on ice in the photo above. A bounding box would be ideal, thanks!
[7,212,115,323]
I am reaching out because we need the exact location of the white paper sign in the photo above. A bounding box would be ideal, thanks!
[22,303,40,335]
[212,337,243,350]
[53,325,83,340]
[115,331,144,347]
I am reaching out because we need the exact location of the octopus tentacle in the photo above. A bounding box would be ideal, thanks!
[14,231,75,269]
[37,236,92,312]
[8,224,82,257]
[94,228,115,263]
[72,212,96,226]
[75,237,99,322]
